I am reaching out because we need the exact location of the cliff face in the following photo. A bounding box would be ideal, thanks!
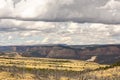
[0,44,120,64]
[46,46,77,58]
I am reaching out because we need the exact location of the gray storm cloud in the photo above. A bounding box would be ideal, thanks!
[0,0,120,24]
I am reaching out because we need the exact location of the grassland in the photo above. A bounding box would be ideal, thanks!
[0,57,105,71]
[0,57,119,80]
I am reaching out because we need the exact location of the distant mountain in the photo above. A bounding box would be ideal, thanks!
[0,44,120,64]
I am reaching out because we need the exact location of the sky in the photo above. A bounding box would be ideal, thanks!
[0,0,120,45]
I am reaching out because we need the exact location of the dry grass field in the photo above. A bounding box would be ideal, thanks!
[0,57,105,71]
[85,67,120,80]
[0,57,119,80]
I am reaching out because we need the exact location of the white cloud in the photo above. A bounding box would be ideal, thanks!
[1,0,120,45]
[42,37,49,43]
[67,23,80,33]
[60,37,72,44]
[0,19,120,45]
[20,32,33,37]
[8,36,13,40]
[99,0,120,9]
[1,0,120,24]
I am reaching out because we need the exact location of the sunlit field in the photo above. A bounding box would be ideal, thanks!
[0,57,119,80]
[0,57,105,71]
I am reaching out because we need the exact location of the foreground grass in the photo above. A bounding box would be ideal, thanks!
[0,57,119,80]
[86,67,120,80]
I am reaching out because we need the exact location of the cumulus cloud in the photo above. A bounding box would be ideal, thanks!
[0,18,120,45]
[8,36,13,40]
[0,0,120,45]
[0,0,120,24]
